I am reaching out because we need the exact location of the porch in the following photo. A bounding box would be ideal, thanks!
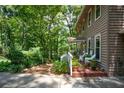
[67,36,108,77]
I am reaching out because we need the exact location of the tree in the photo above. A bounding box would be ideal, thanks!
[0,5,82,60]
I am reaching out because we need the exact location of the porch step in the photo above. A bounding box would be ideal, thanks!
[72,69,108,78]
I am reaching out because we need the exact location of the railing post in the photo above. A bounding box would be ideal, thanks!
[70,59,72,76]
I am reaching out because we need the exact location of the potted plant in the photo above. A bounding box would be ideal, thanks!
[90,59,98,71]
[72,58,80,71]
[78,64,85,71]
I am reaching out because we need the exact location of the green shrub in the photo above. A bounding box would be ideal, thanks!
[52,60,68,74]
[9,64,25,73]
[72,58,80,66]
[0,61,25,73]
[0,61,11,72]
[23,61,32,68]
[90,59,98,70]
[22,48,43,64]
[0,56,11,63]
[23,60,35,68]
[0,60,26,73]
[6,50,25,64]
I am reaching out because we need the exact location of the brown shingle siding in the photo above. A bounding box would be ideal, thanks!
[108,5,124,76]
[76,5,124,76]
[84,6,109,71]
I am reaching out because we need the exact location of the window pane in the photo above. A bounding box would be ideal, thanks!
[88,39,91,54]
[96,39,100,47]
[96,48,100,59]
[95,36,100,60]
[96,5,100,19]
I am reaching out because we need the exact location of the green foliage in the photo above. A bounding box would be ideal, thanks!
[6,50,25,64]
[0,5,82,74]
[0,56,11,63]
[0,61,24,73]
[0,5,82,61]
[0,61,11,72]
[90,59,98,70]
[52,60,68,74]
[23,60,33,68]
[9,64,25,73]
[72,58,80,66]
[0,60,36,73]
[23,60,37,68]
[22,47,43,64]
[0,48,43,73]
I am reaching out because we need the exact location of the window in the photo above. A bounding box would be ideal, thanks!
[88,9,92,26]
[95,5,101,20]
[87,38,91,55]
[94,34,101,61]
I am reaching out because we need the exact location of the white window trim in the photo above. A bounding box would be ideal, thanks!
[95,5,101,21]
[87,37,91,54]
[87,8,92,27]
[94,33,101,62]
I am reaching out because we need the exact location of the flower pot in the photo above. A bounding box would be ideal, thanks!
[77,67,84,71]
[72,66,79,72]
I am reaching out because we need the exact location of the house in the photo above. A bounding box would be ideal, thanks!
[75,5,124,76]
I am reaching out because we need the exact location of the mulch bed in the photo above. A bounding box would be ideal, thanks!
[22,64,53,75]
[72,68,108,77]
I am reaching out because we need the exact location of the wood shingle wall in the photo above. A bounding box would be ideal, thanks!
[77,5,124,76]
[83,6,109,72]
[108,6,124,76]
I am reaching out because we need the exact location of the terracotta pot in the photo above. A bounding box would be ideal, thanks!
[72,66,79,71]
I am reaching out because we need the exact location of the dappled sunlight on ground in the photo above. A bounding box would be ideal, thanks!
[0,64,124,88]
[0,72,124,88]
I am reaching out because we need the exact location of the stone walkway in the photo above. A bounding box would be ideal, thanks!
[0,72,124,88]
